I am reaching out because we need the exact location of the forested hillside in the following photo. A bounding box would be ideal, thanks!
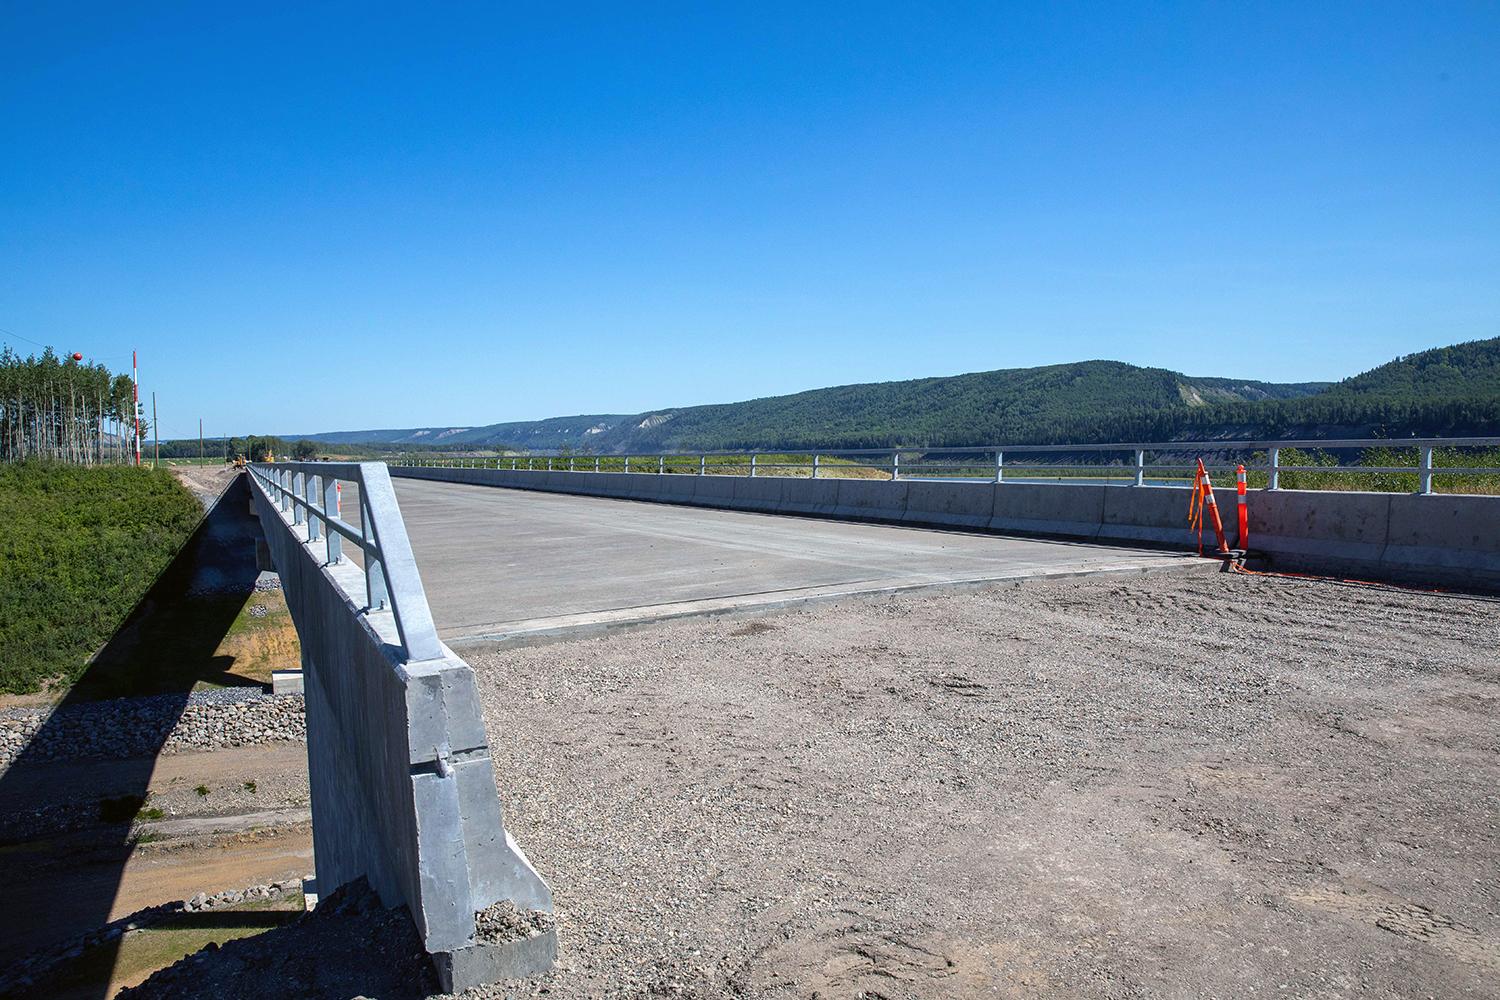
[299,337,1500,452]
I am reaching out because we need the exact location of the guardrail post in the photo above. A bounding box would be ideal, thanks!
[306,475,322,542]
[812,453,820,479]
[1268,448,1280,491]
[1134,449,1145,487]
[658,455,664,475]
[324,477,343,564]
[361,490,388,612]
[995,450,1003,484]
[293,472,306,525]
[749,454,757,478]
[624,456,631,474]
[594,456,600,473]
[699,454,706,476]
[569,456,575,472]
[1420,446,1435,495]
[892,451,900,481]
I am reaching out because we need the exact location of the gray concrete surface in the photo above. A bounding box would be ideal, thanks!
[248,466,555,992]
[376,477,1205,645]
[392,466,1500,591]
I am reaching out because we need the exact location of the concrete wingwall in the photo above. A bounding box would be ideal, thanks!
[391,465,1500,591]
[248,474,555,991]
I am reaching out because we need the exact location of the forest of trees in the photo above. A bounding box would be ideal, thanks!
[304,338,1500,454]
[0,347,145,464]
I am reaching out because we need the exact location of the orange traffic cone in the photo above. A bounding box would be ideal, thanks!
[1187,459,1231,556]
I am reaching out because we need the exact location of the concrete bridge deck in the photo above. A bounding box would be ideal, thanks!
[344,478,1204,646]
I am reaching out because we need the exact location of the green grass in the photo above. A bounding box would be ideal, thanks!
[0,462,202,695]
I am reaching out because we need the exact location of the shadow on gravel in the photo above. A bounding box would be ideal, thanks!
[115,879,436,1000]
[0,474,265,999]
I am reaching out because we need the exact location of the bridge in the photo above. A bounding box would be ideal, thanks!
[246,437,1500,991]
[342,478,1199,646]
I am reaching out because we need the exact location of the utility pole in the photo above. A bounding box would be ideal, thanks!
[199,418,204,463]
[152,392,159,468]
[132,349,142,467]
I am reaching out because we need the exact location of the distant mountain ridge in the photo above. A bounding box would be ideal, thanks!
[299,337,1500,452]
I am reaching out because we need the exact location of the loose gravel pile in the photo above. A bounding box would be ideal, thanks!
[0,689,304,769]
[474,900,556,945]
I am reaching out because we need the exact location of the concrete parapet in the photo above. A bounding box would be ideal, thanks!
[835,479,909,521]
[901,480,995,530]
[693,474,739,508]
[1372,494,1500,588]
[991,483,1106,540]
[778,478,841,517]
[731,476,786,512]
[563,470,621,498]
[660,472,700,500]
[1099,484,1190,546]
[250,470,553,991]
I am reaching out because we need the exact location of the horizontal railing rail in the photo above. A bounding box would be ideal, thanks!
[248,461,442,661]
[391,437,1500,496]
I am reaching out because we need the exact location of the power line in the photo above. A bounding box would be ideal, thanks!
[0,326,134,366]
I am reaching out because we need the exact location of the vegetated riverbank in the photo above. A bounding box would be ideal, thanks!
[0,462,202,695]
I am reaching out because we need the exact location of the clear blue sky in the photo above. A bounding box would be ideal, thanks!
[3,2,1497,439]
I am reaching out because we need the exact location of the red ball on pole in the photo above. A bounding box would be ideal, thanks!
[71,352,83,361]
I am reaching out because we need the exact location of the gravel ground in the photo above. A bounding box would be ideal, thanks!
[120,569,1499,999]
[0,690,305,769]
[461,569,1499,999]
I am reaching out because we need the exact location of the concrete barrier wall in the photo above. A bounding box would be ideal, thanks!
[249,472,554,991]
[390,466,1500,590]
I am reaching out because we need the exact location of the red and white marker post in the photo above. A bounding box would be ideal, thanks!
[1235,463,1249,549]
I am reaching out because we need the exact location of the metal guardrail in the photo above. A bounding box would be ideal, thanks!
[394,437,1500,496]
[248,461,442,661]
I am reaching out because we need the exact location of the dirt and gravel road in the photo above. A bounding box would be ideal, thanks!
[462,569,1498,999]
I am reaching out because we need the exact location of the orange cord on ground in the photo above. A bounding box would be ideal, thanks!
[1225,561,1476,599]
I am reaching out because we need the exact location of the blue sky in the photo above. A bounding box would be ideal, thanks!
[2,2,1497,439]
